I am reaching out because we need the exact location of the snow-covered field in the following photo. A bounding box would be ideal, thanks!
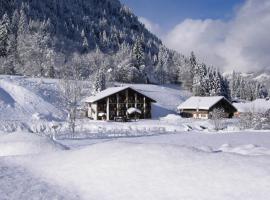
[1,75,270,199]
[1,131,270,200]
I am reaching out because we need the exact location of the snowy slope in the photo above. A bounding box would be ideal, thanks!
[0,76,70,133]
[0,76,191,133]
[0,78,64,121]
[0,132,66,157]
[119,83,191,117]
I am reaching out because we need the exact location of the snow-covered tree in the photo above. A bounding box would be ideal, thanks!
[0,13,10,57]
[155,46,169,84]
[94,69,106,93]
[133,37,145,69]
[192,63,207,96]
[81,29,89,53]
[210,108,226,130]
[59,64,83,137]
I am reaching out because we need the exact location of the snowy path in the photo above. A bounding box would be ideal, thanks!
[0,159,80,200]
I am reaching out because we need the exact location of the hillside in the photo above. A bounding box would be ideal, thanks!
[0,0,166,78]
[0,0,161,54]
[0,75,190,132]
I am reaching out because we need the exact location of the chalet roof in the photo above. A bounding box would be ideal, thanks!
[178,96,235,110]
[84,86,156,103]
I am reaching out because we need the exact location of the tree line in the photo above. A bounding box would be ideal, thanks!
[0,0,268,101]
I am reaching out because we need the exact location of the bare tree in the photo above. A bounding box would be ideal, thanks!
[210,108,226,131]
[59,63,83,137]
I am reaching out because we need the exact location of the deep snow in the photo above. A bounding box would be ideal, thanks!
[0,132,66,157]
[1,131,270,200]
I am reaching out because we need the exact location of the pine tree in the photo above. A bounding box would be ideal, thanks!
[0,13,10,57]
[190,51,197,77]
[182,51,197,91]
[94,69,106,93]
[81,29,89,53]
[210,70,222,96]
[133,37,144,69]
[155,46,169,84]
[192,63,207,96]
[221,77,231,101]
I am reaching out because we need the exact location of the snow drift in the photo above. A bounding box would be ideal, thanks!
[13,141,270,200]
[0,132,66,157]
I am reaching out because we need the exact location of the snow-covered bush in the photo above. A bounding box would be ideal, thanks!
[238,111,270,130]
[210,108,226,131]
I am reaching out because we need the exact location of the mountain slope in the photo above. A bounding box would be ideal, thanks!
[0,0,161,53]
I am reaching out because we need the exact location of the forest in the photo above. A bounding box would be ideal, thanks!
[0,0,267,100]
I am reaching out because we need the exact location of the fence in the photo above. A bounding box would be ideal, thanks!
[56,126,168,140]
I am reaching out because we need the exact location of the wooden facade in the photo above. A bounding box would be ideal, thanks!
[179,97,237,119]
[86,87,156,121]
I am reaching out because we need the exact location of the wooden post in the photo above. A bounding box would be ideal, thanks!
[106,97,110,121]
[126,89,129,117]
[95,103,98,120]
[135,93,138,108]
[143,97,146,119]
[116,93,119,117]
[88,103,91,118]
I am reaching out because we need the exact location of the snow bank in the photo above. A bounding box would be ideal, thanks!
[0,160,80,200]
[14,141,270,200]
[0,132,65,157]
[219,143,270,156]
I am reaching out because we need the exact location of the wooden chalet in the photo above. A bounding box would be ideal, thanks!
[178,96,237,119]
[84,86,156,121]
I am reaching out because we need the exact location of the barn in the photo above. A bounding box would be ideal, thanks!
[178,96,237,119]
[84,86,156,121]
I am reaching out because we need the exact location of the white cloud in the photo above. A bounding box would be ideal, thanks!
[139,17,162,36]
[163,0,270,72]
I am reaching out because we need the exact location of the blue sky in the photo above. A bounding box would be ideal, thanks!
[120,0,244,30]
[120,0,270,73]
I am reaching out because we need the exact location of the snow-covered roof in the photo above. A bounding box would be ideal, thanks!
[234,99,270,113]
[83,86,155,103]
[178,96,229,110]
[127,107,142,114]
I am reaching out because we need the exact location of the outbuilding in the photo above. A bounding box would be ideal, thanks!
[84,86,156,121]
[178,96,237,119]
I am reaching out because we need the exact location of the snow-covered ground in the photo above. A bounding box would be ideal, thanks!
[1,75,270,199]
[1,131,270,200]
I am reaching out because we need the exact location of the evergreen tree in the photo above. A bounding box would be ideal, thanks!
[155,45,169,84]
[81,29,89,53]
[210,69,222,96]
[182,51,197,91]
[192,63,207,96]
[190,51,197,77]
[94,69,106,93]
[133,37,144,69]
[221,77,231,101]
[0,13,10,57]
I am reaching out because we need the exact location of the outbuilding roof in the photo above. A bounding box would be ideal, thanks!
[84,86,156,103]
[178,96,234,110]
